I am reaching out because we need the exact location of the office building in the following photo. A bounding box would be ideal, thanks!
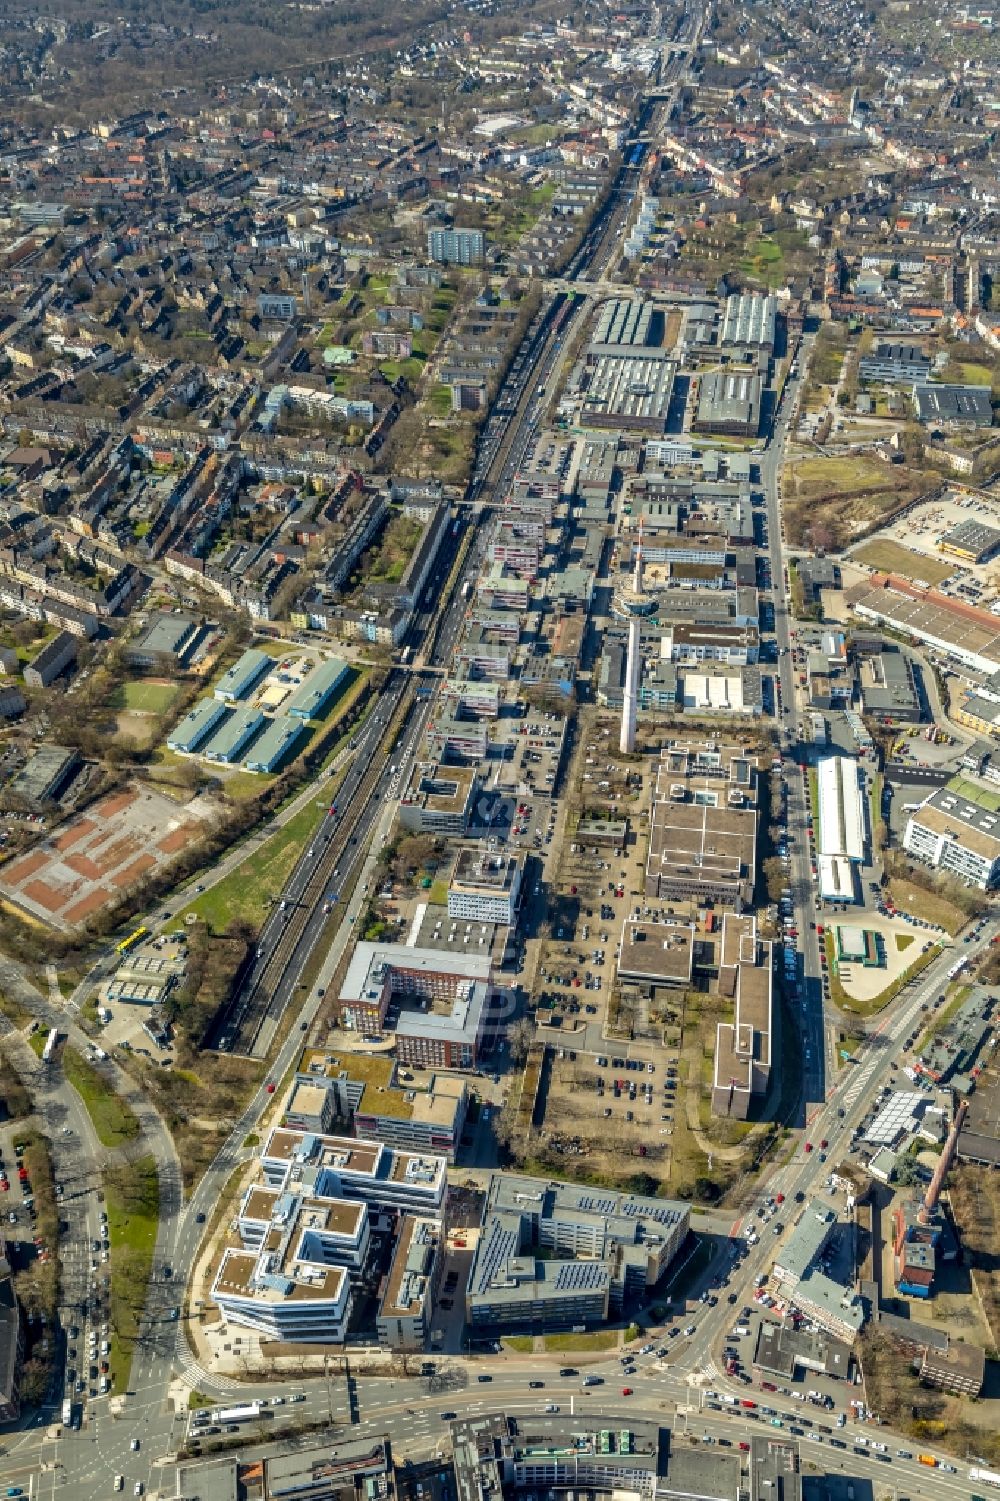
[286,1050,468,1161]
[376,1214,442,1350]
[450,1413,663,1501]
[448,850,523,925]
[466,1173,689,1331]
[772,1203,865,1342]
[903,776,1000,890]
[336,941,493,1069]
[178,1438,390,1501]
[645,744,758,909]
[712,914,773,1121]
[398,761,479,835]
[428,227,485,265]
[260,1125,447,1215]
[617,918,696,992]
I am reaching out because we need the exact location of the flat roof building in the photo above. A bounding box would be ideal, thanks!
[447,850,523,926]
[466,1173,689,1331]
[853,582,1000,674]
[694,370,761,437]
[617,918,696,991]
[903,775,1000,889]
[166,696,228,754]
[284,657,350,719]
[399,761,479,835]
[913,383,993,427]
[260,1125,448,1215]
[772,1201,865,1342]
[124,612,199,670]
[712,913,773,1121]
[337,941,493,1070]
[858,648,921,722]
[646,744,758,909]
[938,517,1000,563]
[213,647,272,702]
[376,1213,441,1351]
[817,755,865,862]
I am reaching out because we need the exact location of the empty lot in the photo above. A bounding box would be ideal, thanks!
[0,785,203,929]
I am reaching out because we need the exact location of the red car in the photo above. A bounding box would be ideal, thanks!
[621,1387,633,1396]
[570,886,577,895]
[804,1141,813,1153]
[739,1442,750,1452]
[761,1381,777,1392]
[820,1138,828,1149]
[775,1193,785,1204]
[0,1182,7,1193]
[266,1083,276,1094]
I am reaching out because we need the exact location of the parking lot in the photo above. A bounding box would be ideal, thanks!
[534,1047,679,1184]
[851,491,1000,608]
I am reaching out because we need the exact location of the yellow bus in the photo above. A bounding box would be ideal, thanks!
[116,926,148,955]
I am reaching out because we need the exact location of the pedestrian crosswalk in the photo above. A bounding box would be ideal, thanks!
[175,1341,241,1394]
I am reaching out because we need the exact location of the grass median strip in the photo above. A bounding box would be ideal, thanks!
[106,1155,159,1395]
[64,1045,140,1149]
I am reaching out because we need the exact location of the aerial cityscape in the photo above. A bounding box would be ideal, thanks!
[6,0,1000,1498]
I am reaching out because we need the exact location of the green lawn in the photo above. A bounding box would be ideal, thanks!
[887,878,968,936]
[503,1334,534,1353]
[219,768,278,801]
[173,797,330,936]
[428,383,453,417]
[106,1156,159,1395]
[113,679,181,714]
[740,238,785,288]
[954,362,994,386]
[853,539,953,586]
[63,1046,140,1149]
[543,1329,619,1352]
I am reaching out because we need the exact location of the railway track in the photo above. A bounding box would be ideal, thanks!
[215,679,415,1054]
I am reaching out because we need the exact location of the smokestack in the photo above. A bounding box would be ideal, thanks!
[633,515,644,595]
[919,1099,968,1224]
[620,616,640,755]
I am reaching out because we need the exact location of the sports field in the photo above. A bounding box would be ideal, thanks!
[113,678,181,714]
